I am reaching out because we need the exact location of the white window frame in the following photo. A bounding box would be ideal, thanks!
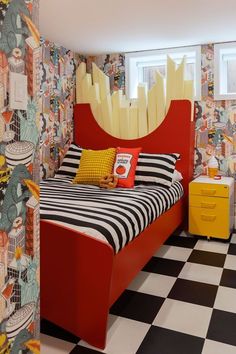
[214,42,236,100]
[125,45,201,101]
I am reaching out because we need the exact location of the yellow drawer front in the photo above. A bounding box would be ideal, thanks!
[189,195,227,209]
[189,182,229,198]
[189,201,229,239]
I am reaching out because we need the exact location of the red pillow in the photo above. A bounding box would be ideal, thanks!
[114,147,142,188]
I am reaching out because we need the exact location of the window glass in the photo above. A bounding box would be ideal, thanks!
[214,43,236,100]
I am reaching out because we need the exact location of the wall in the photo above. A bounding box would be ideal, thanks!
[39,39,77,179]
[195,43,236,178]
[86,43,236,179]
[86,53,126,93]
[0,0,40,351]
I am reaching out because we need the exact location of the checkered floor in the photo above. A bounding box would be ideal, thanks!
[41,230,236,354]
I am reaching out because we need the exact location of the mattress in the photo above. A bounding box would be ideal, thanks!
[40,178,183,253]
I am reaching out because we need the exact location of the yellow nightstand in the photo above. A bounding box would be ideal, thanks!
[189,176,234,240]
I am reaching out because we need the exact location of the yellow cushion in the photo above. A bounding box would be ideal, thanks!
[73,148,116,185]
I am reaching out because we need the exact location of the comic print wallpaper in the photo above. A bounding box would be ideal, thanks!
[195,43,236,178]
[39,39,77,179]
[86,53,125,93]
[0,0,40,353]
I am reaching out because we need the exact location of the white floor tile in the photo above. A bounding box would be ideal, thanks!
[224,254,236,270]
[79,315,150,354]
[202,339,236,354]
[230,234,236,244]
[153,298,212,338]
[154,245,192,261]
[127,271,176,298]
[194,239,229,254]
[214,286,236,313]
[41,334,75,354]
[179,262,223,285]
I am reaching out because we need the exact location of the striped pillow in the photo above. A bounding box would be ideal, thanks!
[135,153,180,187]
[55,143,82,179]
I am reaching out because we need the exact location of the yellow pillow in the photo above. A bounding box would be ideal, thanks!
[73,148,116,185]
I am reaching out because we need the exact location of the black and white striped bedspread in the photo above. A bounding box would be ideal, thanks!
[40,178,184,253]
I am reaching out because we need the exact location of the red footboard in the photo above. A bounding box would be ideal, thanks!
[41,199,184,349]
[41,220,114,348]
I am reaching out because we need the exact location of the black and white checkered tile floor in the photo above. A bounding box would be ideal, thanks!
[41,230,236,354]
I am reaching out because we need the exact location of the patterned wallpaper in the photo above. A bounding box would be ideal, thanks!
[86,44,236,178]
[195,44,236,178]
[0,0,40,352]
[86,53,125,93]
[39,39,77,179]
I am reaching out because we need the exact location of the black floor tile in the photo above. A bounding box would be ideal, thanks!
[228,243,236,255]
[142,257,185,277]
[70,346,101,353]
[40,318,79,343]
[110,289,165,324]
[187,250,226,268]
[165,235,198,249]
[168,278,218,307]
[207,309,236,346]
[136,326,204,354]
[220,269,236,289]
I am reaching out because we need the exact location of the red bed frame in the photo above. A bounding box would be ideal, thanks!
[41,100,194,349]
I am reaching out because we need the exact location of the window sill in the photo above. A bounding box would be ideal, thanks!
[214,93,236,101]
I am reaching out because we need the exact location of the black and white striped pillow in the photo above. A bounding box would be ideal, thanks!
[55,143,82,179]
[135,153,180,187]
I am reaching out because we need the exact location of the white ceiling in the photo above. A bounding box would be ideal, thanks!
[39,0,236,55]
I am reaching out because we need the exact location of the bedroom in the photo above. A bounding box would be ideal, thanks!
[0,0,236,353]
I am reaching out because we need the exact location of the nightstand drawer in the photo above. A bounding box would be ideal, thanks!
[189,182,229,198]
[189,206,229,238]
[189,195,228,211]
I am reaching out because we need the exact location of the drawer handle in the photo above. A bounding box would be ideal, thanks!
[201,189,216,196]
[201,202,216,209]
[201,214,216,222]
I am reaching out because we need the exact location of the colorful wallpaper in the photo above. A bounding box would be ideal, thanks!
[195,44,236,178]
[88,45,236,179]
[86,53,125,93]
[0,0,40,352]
[39,39,77,179]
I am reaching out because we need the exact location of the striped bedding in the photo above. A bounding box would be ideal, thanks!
[40,177,184,253]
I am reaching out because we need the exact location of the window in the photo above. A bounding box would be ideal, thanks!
[214,42,236,100]
[125,46,201,100]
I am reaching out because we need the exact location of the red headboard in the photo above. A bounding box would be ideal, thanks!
[73,100,195,195]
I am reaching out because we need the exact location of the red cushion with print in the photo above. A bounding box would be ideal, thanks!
[114,147,142,188]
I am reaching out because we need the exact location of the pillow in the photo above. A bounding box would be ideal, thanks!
[135,153,180,187]
[113,147,141,188]
[55,143,82,179]
[73,148,116,185]
[172,169,183,184]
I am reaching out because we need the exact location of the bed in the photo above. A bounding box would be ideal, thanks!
[40,99,194,349]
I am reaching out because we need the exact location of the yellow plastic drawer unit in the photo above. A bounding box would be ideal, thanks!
[188,176,234,240]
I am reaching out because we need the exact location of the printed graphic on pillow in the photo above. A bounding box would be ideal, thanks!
[114,154,133,179]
